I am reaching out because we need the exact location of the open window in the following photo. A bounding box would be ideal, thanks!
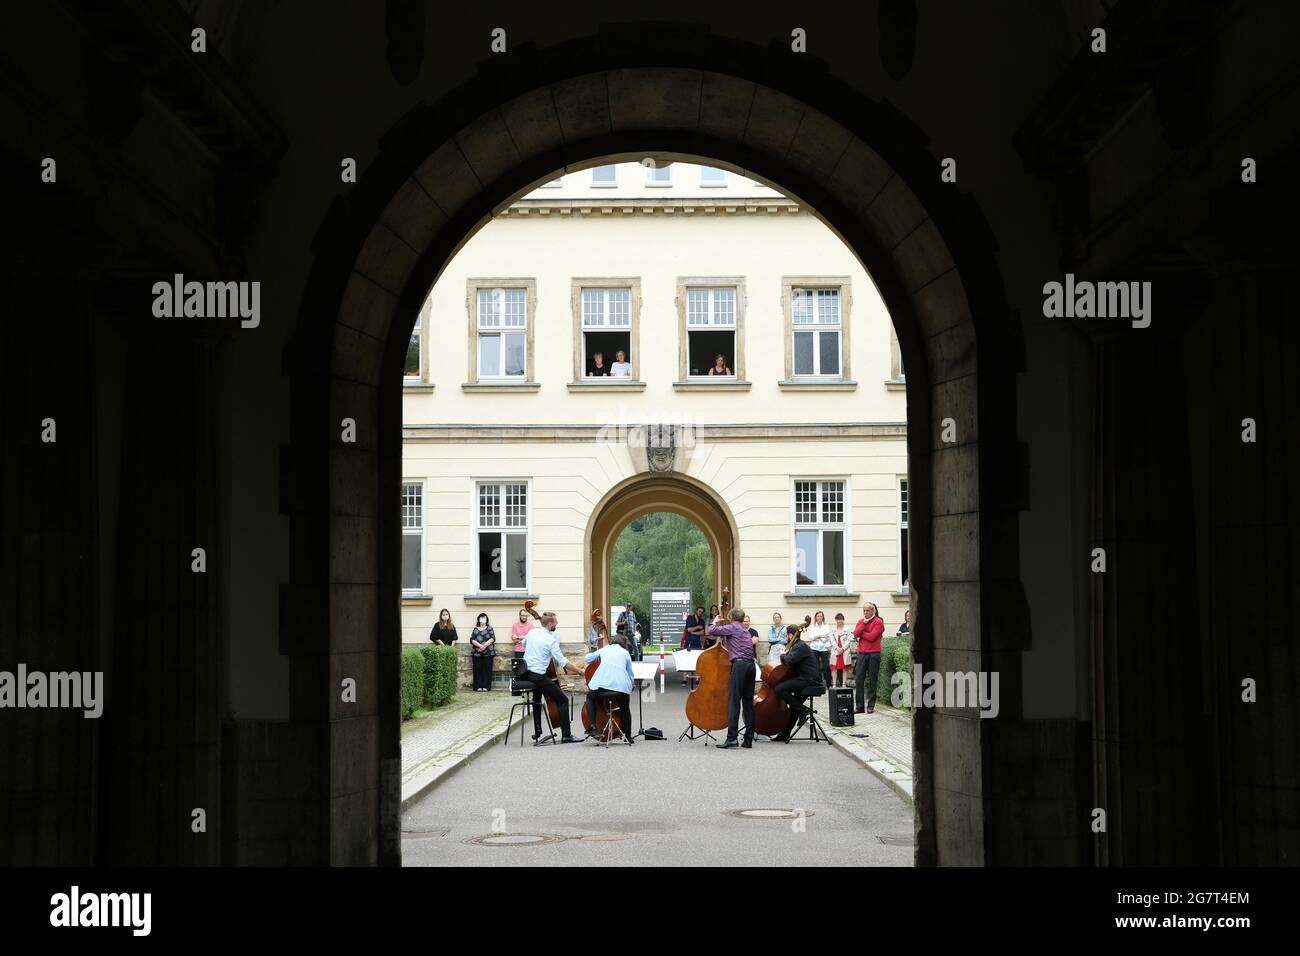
[685,286,738,378]
[475,481,529,593]
[572,278,641,384]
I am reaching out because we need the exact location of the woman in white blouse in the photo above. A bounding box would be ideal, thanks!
[805,610,833,688]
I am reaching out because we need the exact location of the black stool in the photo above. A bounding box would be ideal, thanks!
[505,678,556,746]
[787,683,832,745]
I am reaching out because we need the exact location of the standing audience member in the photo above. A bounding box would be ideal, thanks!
[430,609,457,646]
[853,602,885,714]
[806,611,833,688]
[766,611,786,664]
[829,612,853,687]
[510,608,533,671]
[589,608,605,652]
[681,605,707,685]
[469,613,496,691]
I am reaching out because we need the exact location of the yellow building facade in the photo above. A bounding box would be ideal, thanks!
[400,163,909,652]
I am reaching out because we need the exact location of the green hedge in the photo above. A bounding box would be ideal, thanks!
[420,645,458,709]
[400,647,425,719]
[892,637,913,711]
[878,634,904,708]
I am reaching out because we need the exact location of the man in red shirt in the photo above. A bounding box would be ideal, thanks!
[852,601,885,714]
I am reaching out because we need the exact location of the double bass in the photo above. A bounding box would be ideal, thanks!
[753,615,812,737]
[522,599,566,728]
[684,586,731,733]
[579,615,626,742]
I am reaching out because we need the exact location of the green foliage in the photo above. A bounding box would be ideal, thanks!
[891,637,913,711]
[420,645,458,709]
[879,634,904,708]
[400,647,424,719]
[610,512,714,619]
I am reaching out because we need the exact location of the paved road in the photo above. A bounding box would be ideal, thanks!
[402,657,914,866]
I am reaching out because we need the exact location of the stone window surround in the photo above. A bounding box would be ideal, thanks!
[780,275,855,389]
[463,277,539,392]
[674,275,750,389]
[569,277,643,388]
[887,327,906,390]
[790,474,853,594]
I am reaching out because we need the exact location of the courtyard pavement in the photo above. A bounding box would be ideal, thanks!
[400,655,915,866]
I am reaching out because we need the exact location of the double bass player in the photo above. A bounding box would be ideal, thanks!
[706,603,759,749]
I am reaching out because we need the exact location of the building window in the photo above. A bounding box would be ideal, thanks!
[401,482,424,593]
[782,277,852,384]
[579,284,635,378]
[891,329,906,382]
[898,477,909,591]
[475,482,529,592]
[591,164,617,187]
[791,288,842,377]
[540,175,564,188]
[404,312,422,382]
[793,480,847,588]
[686,286,737,377]
[475,287,527,380]
[699,166,726,187]
[645,164,672,186]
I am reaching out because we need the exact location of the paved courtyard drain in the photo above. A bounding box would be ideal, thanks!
[726,808,815,819]
[463,832,566,847]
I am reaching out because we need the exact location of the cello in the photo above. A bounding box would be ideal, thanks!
[522,599,567,729]
[579,616,626,742]
[684,586,731,733]
[753,615,812,737]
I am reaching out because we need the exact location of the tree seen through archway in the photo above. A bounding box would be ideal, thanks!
[610,513,713,627]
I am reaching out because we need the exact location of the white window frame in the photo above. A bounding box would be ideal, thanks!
[475,287,528,381]
[791,287,843,378]
[897,476,909,592]
[404,311,423,383]
[401,480,425,594]
[471,479,531,594]
[540,175,564,188]
[699,166,727,187]
[685,286,738,379]
[645,163,672,186]
[791,477,850,590]
[581,286,633,377]
[590,164,617,187]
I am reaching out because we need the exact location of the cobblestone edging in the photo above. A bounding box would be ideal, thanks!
[821,705,914,804]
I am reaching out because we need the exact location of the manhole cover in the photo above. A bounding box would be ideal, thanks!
[726,808,814,819]
[876,835,911,846]
[462,832,565,847]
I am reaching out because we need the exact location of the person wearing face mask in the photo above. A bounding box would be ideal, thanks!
[430,609,457,647]
[469,613,496,691]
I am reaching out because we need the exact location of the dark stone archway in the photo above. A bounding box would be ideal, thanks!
[289,28,1024,866]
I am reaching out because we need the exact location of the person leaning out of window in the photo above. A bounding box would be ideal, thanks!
[469,612,495,692]
[706,353,732,376]
[588,351,610,377]
[610,350,631,377]
[430,609,457,647]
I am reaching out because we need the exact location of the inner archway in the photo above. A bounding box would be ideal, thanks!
[293,45,1015,866]
[587,475,738,631]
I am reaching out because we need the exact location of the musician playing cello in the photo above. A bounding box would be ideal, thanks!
[772,624,823,742]
[521,611,584,744]
[583,627,635,744]
[706,605,759,750]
